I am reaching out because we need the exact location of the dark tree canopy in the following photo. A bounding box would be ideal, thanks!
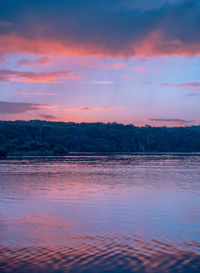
[0,120,200,156]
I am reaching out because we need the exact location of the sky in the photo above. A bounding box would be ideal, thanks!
[0,0,200,126]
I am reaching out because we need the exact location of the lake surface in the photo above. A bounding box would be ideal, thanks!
[0,154,200,273]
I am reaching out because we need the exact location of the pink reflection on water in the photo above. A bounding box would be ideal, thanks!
[0,155,200,272]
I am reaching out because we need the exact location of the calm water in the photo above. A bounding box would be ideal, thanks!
[0,154,200,273]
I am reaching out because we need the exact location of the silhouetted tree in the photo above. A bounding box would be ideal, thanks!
[0,120,200,156]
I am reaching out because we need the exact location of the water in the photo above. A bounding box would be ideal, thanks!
[0,154,200,273]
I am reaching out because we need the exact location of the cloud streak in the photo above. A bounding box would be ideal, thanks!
[133,66,148,73]
[0,101,56,114]
[17,56,52,67]
[0,69,80,82]
[141,81,152,85]
[162,82,200,91]
[100,63,125,70]
[149,118,194,124]
[40,114,57,120]
[90,81,114,85]
[72,61,125,70]
[12,91,57,96]
[66,106,123,112]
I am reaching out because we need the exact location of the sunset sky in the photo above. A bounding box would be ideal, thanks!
[0,0,200,126]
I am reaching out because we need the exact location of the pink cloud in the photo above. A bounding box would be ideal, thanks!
[17,56,52,67]
[1,29,200,58]
[155,69,163,74]
[133,66,148,73]
[100,63,125,70]
[71,61,125,70]
[133,67,163,74]
[66,106,123,112]
[80,61,95,68]
[161,82,200,91]
[0,69,80,82]
[141,81,152,85]
[0,1,200,58]
[0,58,6,63]
[13,91,57,96]
[122,74,135,79]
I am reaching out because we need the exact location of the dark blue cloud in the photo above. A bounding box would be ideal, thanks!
[0,0,200,56]
[149,118,194,124]
[0,101,54,113]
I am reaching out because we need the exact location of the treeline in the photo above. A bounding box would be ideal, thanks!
[0,120,200,156]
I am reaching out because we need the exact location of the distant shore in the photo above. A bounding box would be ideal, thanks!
[0,120,200,156]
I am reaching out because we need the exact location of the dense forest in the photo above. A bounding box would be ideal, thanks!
[0,120,200,156]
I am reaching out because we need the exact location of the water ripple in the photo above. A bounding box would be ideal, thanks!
[0,236,200,273]
[0,155,200,272]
